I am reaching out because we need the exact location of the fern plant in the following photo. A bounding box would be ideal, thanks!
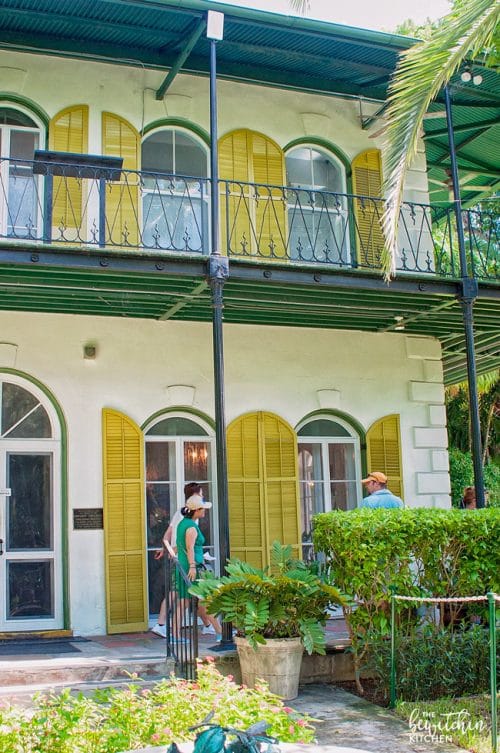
[190,542,344,654]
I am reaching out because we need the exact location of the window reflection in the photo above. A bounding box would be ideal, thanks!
[8,561,53,619]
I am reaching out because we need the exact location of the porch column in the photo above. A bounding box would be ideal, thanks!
[206,15,233,644]
[444,85,485,508]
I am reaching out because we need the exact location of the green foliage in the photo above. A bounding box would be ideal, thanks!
[313,508,500,684]
[190,542,344,654]
[449,448,474,506]
[0,661,315,753]
[449,448,500,507]
[370,626,499,701]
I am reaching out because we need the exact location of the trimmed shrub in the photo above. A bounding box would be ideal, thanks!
[313,508,500,689]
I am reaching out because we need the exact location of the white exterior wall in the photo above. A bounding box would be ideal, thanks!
[0,48,429,202]
[0,311,450,634]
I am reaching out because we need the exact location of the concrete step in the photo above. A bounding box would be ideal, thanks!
[0,674,170,708]
[0,655,174,689]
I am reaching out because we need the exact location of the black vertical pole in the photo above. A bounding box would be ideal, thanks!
[444,85,485,508]
[207,32,232,645]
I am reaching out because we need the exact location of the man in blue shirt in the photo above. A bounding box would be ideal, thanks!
[360,471,404,508]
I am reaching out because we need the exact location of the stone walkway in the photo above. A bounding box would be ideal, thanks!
[292,684,470,753]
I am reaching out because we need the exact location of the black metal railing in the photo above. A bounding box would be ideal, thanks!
[164,551,198,680]
[0,157,497,280]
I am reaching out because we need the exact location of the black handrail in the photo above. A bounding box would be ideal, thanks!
[0,156,497,280]
[164,545,198,680]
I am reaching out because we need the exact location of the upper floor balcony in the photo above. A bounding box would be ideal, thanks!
[0,156,498,282]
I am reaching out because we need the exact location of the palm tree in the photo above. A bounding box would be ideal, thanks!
[382,0,499,278]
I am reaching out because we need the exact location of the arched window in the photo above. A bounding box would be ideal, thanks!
[0,376,63,631]
[285,146,349,264]
[141,129,209,253]
[297,415,361,560]
[0,106,43,239]
[143,412,216,618]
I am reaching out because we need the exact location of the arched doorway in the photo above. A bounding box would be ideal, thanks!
[0,375,63,631]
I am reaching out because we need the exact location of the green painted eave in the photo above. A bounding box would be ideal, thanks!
[0,248,498,385]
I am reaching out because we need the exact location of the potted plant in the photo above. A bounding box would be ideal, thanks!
[190,542,344,699]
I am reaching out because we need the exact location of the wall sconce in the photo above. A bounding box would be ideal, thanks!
[83,344,97,360]
[394,316,405,331]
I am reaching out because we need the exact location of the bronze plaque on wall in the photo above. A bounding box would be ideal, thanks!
[73,508,104,530]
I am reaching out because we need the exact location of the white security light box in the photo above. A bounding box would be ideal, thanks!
[207,11,224,41]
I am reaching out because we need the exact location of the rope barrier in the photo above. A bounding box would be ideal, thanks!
[392,594,491,603]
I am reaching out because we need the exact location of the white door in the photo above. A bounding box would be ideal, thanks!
[0,380,62,632]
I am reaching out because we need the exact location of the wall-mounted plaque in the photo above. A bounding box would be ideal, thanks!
[73,508,104,530]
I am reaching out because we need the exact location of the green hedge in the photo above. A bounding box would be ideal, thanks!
[313,508,500,688]
[449,449,500,507]
[370,627,500,701]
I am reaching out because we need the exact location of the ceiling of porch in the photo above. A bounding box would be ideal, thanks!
[0,250,497,384]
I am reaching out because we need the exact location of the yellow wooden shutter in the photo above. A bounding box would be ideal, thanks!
[351,149,384,268]
[252,134,287,258]
[102,113,140,247]
[219,130,287,258]
[366,414,403,500]
[49,105,88,230]
[219,130,252,256]
[102,408,147,633]
[227,411,300,568]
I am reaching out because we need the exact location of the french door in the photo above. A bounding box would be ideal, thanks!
[0,442,62,631]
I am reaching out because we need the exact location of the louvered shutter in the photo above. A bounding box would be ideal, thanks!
[219,130,252,255]
[49,105,88,230]
[227,412,300,568]
[103,408,148,633]
[102,113,140,247]
[219,130,287,258]
[252,134,287,258]
[351,149,384,267]
[366,414,403,500]
[227,412,266,568]
[262,413,301,559]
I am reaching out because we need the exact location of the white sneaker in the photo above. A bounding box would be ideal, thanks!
[151,624,166,638]
[202,624,216,635]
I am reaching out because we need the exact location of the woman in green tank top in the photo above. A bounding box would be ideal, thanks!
[175,493,222,640]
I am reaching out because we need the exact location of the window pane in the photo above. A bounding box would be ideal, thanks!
[142,192,205,252]
[2,382,36,435]
[146,417,208,436]
[10,130,38,160]
[8,561,54,619]
[329,442,356,481]
[174,131,207,177]
[298,419,351,437]
[142,131,173,174]
[146,482,172,547]
[184,441,211,483]
[286,148,312,187]
[146,442,176,482]
[311,149,341,192]
[8,454,52,550]
[330,481,358,511]
[0,108,37,127]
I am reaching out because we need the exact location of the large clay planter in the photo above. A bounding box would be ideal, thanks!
[235,636,304,700]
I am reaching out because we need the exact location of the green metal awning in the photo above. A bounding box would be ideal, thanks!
[0,249,498,384]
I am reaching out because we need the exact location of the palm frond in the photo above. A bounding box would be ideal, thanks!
[288,0,310,14]
[382,0,500,279]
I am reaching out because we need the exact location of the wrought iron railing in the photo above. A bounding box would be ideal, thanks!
[164,550,198,680]
[0,157,497,280]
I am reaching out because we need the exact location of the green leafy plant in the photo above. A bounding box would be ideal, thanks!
[0,661,315,753]
[369,625,500,701]
[190,541,344,655]
[313,508,500,690]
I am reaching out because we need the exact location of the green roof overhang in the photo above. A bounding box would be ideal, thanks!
[0,246,498,384]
